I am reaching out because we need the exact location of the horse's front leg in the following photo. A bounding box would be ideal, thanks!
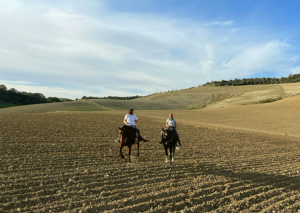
[136,142,139,157]
[169,147,173,166]
[128,145,132,163]
[172,145,175,162]
[119,143,125,160]
[164,145,168,163]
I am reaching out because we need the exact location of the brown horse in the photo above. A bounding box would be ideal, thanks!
[118,125,148,163]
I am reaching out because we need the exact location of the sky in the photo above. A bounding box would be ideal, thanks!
[0,0,299,99]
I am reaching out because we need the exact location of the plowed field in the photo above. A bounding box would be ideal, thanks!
[0,112,300,212]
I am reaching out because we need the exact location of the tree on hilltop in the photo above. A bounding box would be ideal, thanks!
[0,84,7,90]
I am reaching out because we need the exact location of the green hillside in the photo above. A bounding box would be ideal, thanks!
[0,100,110,114]
[91,83,300,110]
[1,83,299,113]
[59,98,73,102]
[0,102,19,109]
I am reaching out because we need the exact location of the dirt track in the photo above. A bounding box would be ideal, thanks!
[0,112,300,212]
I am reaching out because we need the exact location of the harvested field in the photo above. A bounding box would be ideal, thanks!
[142,95,300,138]
[91,99,205,110]
[92,84,290,110]
[1,112,300,212]
[1,83,299,114]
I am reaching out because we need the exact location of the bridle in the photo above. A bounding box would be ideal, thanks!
[163,129,175,145]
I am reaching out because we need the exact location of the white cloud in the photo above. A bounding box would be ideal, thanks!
[204,20,234,26]
[0,1,298,98]
[220,41,290,75]
[0,80,36,84]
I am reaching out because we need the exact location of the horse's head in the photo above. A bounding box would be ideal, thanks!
[161,128,173,143]
[119,125,129,134]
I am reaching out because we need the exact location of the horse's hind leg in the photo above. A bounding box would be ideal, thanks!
[136,142,139,157]
[119,144,125,160]
[128,145,132,163]
[164,146,168,163]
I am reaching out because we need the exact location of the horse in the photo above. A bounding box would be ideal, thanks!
[118,125,148,163]
[161,127,181,166]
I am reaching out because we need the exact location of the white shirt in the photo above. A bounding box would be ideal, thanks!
[124,114,137,126]
[166,118,176,127]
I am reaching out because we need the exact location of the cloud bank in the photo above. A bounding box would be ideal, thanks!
[0,0,299,99]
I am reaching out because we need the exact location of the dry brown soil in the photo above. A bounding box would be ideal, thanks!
[0,112,300,212]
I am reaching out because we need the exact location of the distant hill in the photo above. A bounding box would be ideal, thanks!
[91,82,300,110]
[0,100,110,114]
[59,98,73,102]
[141,94,300,137]
[0,82,299,113]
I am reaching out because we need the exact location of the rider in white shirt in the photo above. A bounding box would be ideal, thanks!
[124,109,139,142]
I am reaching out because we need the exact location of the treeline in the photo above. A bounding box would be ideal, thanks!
[0,84,62,105]
[81,89,183,100]
[203,74,300,86]
[81,95,143,100]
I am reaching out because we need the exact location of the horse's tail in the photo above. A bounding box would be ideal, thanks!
[138,135,149,142]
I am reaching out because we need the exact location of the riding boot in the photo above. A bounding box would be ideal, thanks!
[135,132,139,143]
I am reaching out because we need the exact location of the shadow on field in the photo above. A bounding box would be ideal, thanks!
[194,163,300,193]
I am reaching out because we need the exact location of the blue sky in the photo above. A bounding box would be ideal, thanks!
[0,0,299,99]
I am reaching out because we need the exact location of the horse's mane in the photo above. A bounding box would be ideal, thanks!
[120,125,135,145]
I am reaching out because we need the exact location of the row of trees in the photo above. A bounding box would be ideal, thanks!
[203,74,300,86]
[81,95,143,100]
[0,84,62,105]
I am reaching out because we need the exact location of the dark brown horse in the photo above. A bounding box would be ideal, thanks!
[118,125,148,163]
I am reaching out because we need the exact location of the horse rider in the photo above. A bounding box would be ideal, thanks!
[160,113,180,145]
[115,109,139,143]
[124,109,139,142]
